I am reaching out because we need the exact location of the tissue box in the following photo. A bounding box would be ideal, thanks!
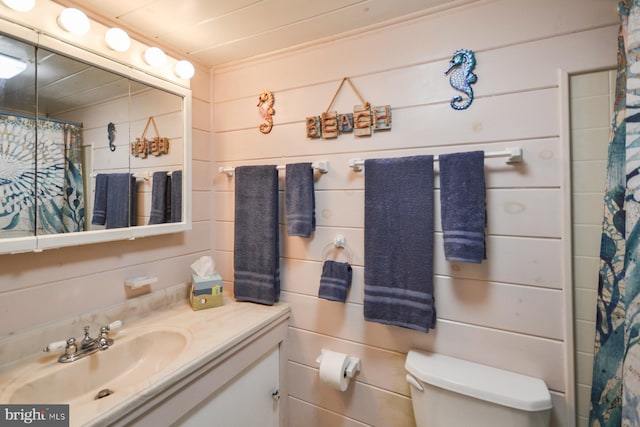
[190,285,223,310]
[190,274,223,311]
[191,273,223,291]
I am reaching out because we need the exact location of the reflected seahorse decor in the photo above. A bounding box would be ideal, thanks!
[257,90,275,134]
[444,49,477,110]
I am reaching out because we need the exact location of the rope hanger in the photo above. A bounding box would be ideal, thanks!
[325,77,370,113]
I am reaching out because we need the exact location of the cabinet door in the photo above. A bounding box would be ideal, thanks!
[176,346,280,427]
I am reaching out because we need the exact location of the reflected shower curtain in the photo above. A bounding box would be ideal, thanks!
[0,114,37,236]
[36,119,85,234]
[590,1,640,425]
[0,112,85,236]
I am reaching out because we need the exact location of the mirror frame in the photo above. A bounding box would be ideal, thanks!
[0,20,192,254]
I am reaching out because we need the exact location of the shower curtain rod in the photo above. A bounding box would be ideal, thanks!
[347,147,523,171]
[0,109,83,128]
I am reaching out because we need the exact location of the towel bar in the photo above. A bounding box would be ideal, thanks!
[348,147,523,171]
[89,171,176,181]
[218,160,329,177]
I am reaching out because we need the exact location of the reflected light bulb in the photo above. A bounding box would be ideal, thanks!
[144,47,166,67]
[105,28,131,52]
[58,8,90,35]
[175,60,195,79]
[0,54,27,79]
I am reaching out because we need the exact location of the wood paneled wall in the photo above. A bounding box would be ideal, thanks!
[0,64,213,337]
[212,1,618,426]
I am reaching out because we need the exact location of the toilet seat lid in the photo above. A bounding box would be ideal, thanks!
[405,349,552,412]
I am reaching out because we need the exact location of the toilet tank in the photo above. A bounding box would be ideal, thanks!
[405,350,552,427]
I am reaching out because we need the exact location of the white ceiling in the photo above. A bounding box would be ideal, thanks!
[55,0,467,67]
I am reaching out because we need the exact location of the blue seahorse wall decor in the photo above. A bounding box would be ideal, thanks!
[444,49,477,110]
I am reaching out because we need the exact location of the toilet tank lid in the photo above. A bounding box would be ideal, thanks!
[405,350,552,412]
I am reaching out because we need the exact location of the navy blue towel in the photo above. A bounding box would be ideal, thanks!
[363,156,436,333]
[233,165,280,305]
[170,170,182,223]
[91,173,108,225]
[148,171,168,224]
[439,151,486,263]
[285,163,316,237]
[105,173,136,229]
[318,260,352,302]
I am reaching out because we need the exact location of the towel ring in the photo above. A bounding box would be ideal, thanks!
[321,235,353,264]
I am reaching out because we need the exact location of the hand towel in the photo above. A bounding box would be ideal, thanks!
[318,260,352,302]
[439,151,486,263]
[91,173,108,225]
[285,163,316,237]
[233,165,280,305]
[170,170,182,222]
[148,171,168,224]
[105,173,136,229]
[363,156,436,333]
[165,174,172,221]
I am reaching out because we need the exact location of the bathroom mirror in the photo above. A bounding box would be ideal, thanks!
[0,25,191,254]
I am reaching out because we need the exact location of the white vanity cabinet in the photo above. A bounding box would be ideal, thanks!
[176,346,281,427]
[107,307,289,427]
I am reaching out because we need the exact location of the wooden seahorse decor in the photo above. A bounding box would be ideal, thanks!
[257,90,275,134]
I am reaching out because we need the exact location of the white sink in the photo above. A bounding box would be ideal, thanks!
[5,326,190,405]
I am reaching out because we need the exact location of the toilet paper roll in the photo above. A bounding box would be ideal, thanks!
[319,350,351,391]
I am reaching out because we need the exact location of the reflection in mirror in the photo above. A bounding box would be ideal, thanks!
[0,33,37,238]
[44,52,185,230]
[0,28,189,251]
[43,48,134,231]
[129,84,184,227]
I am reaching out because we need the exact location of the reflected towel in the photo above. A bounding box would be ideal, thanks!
[285,163,316,237]
[148,171,168,224]
[105,173,136,229]
[170,170,182,223]
[233,165,280,305]
[91,173,108,225]
[439,151,486,263]
[318,260,352,303]
[363,156,436,333]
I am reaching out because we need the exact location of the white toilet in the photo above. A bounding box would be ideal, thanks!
[405,349,552,427]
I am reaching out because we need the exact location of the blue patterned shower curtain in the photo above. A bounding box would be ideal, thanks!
[0,113,85,236]
[590,1,640,426]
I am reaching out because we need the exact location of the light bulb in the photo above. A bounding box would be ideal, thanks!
[58,8,90,35]
[175,60,194,79]
[2,0,35,12]
[105,28,131,52]
[144,47,166,67]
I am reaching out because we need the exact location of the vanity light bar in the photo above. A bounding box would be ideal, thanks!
[218,160,329,177]
[3,1,195,79]
[348,147,523,172]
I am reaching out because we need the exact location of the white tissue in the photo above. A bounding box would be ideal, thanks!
[317,349,358,392]
[191,256,215,278]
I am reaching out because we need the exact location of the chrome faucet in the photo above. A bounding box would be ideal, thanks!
[44,320,122,363]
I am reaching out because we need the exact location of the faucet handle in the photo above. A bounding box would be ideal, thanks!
[43,340,67,353]
[100,320,122,335]
[107,320,122,331]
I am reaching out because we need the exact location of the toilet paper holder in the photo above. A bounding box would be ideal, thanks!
[316,350,361,378]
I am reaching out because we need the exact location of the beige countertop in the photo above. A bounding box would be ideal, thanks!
[0,293,290,426]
